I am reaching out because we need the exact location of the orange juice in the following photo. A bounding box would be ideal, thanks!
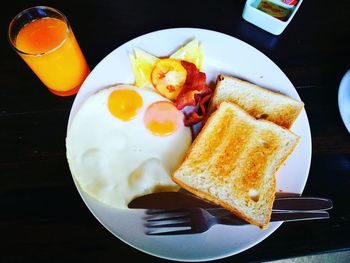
[14,17,89,96]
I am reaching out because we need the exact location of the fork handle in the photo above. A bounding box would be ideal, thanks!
[216,211,330,226]
[273,197,333,211]
[206,197,333,217]
[270,211,330,222]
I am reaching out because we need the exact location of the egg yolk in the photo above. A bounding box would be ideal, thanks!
[108,89,143,121]
[144,101,181,136]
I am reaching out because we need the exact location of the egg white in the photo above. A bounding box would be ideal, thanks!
[66,85,192,208]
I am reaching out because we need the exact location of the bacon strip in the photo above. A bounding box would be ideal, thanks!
[175,61,211,126]
[183,93,211,126]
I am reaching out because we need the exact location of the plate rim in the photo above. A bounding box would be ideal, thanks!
[338,69,350,133]
[67,27,312,262]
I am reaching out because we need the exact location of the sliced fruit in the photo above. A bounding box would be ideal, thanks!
[151,58,187,100]
[129,48,159,89]
[170,39,203,70]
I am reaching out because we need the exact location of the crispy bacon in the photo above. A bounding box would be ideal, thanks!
[175,61,211,126]
[183,93,211,126]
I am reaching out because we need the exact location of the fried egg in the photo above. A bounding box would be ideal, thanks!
[66,85,192,208]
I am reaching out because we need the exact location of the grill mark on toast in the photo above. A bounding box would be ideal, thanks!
[181,109,232,172]
[208,110,255,182]
[236,129,279,190]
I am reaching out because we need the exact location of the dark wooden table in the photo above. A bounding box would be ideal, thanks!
[2,0,350,262]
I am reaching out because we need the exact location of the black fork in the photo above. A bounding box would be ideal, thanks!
[144,207,329,235]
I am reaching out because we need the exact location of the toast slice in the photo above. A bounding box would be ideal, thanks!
[209,74,304,129]
[172,102,300,228]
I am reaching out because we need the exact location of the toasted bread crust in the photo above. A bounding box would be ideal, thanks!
[209,74,304,129]
[172,102,300,228]
[172,175,274,228]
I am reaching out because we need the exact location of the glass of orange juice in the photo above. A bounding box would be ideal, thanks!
[8,6,90,96]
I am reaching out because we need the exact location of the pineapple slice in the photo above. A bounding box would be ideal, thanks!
[151,58,187,100]
[129,48,159,89]
[170,39,203,70]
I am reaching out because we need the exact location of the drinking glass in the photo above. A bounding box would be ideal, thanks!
[8,6,90,96]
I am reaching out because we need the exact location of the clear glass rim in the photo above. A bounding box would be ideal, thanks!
[8,6,71,57]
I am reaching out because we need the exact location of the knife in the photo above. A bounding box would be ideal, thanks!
[128,191,333,211]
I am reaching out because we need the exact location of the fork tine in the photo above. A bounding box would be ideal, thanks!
[144,213,188,222]
[146,221,191,228]
[144,208,210,235]
[146,228,193,235]
[144,210,189,222]
[144,215,190,224]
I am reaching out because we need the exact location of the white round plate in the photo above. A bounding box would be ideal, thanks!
[67,28,312,262]
[338,69,350,133]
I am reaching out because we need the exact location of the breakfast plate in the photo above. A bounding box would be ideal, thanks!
[67,28,312,261]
